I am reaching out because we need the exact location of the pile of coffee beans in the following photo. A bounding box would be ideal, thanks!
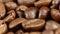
[0,0,60,34]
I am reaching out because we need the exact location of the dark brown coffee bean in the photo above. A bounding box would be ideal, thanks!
[30,32,41,34]
[38,6,49,19]
[0,2,6,19]
[45,20,60,30]
[59,5,60,10]
[17,0,36,6]
[5,2,17,10]
[9,17,27,29]
[42,30,54,34]
[55,28,60,34]
[22,19,45,31]
[0,20,7,34]
[16,30,24,34]
[0,0,13,3]
[51,9,60,21]
[7,32,14,34]
[3,10,16,23]
[34,0,52,7]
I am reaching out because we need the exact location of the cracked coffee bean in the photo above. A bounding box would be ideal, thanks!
[3,10,16,23]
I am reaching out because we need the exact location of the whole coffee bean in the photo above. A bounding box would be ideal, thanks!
[24,7,38,19]
[45,20,60,30]
[0,0,13,3]
[0,20,7,34]
[9,17,27,29]
[34,0,52,7]
[50,0,60,8]
[38,6,49,19]
[42,30,54,34]
[22,19,45,31]
[30,32,41,34]
[17,0,36,6]
[59,5,60,10]
[51,9,60,21]
[16,30,24,34]
[16,5,28,17]
[55,28,60,34]
[7,32,14,34]
[0,2,6,19]
[3,10,16,23]
[5,2,17,10]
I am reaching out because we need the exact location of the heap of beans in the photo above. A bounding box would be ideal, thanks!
[0,0,60,34]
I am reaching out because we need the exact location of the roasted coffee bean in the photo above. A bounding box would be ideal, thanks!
[34,0,52,7]
[0,2,6,19]
[16,30,24,34]
[30,32,41,34]
[38,6,49,19]
[3,10,16,23]
[7,32,14,34]
[45,20,60,30]
[16,5,28,17]
[17,0,36,6]
[42,30,54,34]
[59,5,60,10]
[22,19,45,31]
[18,5,38,19]
[0,20,7,34]
[51,9,60,21]
[0,0,13,3]
[5,2,17,10]
[24,7,38,19]
[9,17,27,29]
[50,0,60,8]
[55,28,60,34]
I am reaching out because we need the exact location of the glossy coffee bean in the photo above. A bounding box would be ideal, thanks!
[42,30,54,34]
[16,5,28,17]
[51,9,60,21]
[3,10,16,23]
[17,0,36,6]
[22,19,45,31]
[34,0,52,7]
[45,20,60,30]
[24,7,38,19]
[0,20,7,34]
[9,17,27,29]
[38,6,49,19]
[50,0,60,8]
[5,2,17,10]
[0,2,6,19]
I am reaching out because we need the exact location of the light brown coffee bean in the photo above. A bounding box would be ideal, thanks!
[38,6,49,19]
[0,2,6,19]
[3,10,16,23]
[5,2,17,10]
[45,20,60,30]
